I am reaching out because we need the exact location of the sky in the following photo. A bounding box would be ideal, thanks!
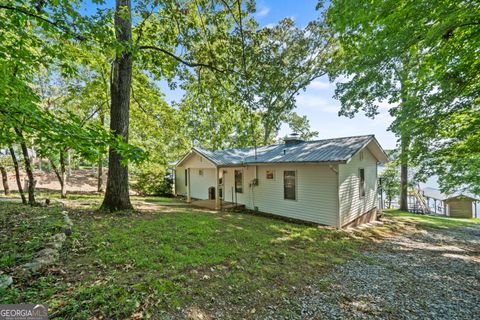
[160,0,398,150]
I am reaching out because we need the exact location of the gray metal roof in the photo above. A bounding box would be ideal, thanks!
[193,135,383,166]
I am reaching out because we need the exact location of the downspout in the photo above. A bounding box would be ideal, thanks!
[251,165,258,210]
[187,168,191,203]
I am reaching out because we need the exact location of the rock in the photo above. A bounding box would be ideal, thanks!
[63,214,73,227]
[62,227,72,236]
[22,261,42,273]
[48,233,66,249]
[35,248,59,263]
[23,248,60,273]
[0,275,13,289]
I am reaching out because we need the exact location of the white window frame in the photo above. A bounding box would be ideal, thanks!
[359,168,366,198]
[283,170,297,201]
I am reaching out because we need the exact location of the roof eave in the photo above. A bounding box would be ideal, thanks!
[217,160,347,167]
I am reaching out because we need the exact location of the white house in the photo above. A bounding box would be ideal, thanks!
[175,134,388,228]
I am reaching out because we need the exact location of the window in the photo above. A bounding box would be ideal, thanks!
[234,170,243,193]
[198,169,204,176]
[284,171,296,200]
[266,170,275,180]
[185,169,188,186]
[359,168,365,198]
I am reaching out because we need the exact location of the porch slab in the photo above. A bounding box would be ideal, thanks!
[189,199,243,210]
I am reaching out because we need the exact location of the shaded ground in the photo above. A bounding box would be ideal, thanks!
[1,200,478,319]
[272,214,480,320]
[0,198,364,319]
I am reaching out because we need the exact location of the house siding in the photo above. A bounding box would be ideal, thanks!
[250,164,339,226]
[175,152,216,198]
[220,166,255,206]
[175,141,385,227]
[338,148,378,226]
[175,166,187,196]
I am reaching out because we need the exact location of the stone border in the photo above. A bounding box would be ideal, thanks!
[0,210,74,289]
[21,210,73,274]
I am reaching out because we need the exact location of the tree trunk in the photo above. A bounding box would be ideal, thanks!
[97,158,104,192]
[101,0,133,211]
[60,151,67,198]
[50,159,63,197]
[9,146,27,204]
[14,128,36,205]
[98,113,105,192]
[67,150,72,176]
[0,166,10,195]
[50,151,68,199]
[263,124,271,146]
[399,135,409,211]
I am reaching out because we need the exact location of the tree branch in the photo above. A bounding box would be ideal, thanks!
[0,4,85,41]
[139,45,232,74]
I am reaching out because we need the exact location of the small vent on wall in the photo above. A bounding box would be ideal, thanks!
[359,151,364,161]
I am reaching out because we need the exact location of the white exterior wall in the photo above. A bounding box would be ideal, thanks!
[175,145,381,227]
[338,147,378,226]
[175,152,217,199]
[220,166,255,206]
[175,166,187,196]
[250,164,339,226]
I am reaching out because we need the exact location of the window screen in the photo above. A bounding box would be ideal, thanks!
[284,171,296,200]
[359,168,365,197]
[234,170,243,193]
[185,169,188,186]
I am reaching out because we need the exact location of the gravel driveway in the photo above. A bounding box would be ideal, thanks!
[293,224,480,319]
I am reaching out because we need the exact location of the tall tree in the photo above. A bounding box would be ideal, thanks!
[101,0,134,210]
[324,0,480,197]
[179,17,326,149]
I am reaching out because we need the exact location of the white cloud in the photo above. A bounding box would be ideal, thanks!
[308,80,333,90]
[290,88,398,149]
[256,6,270,17]
[296,93,340,113]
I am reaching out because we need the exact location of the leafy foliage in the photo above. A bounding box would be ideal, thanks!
[324,0,480,195]
[380,162,400,208]
[131,164,173,197]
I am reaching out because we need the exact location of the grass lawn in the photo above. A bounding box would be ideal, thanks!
[3,203,475,319]
[383,209,480,229]
[1,191,175,206]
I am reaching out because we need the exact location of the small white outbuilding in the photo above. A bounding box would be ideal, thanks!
[175,135,388,228]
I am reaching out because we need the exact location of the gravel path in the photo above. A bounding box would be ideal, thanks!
[291,224,480,319]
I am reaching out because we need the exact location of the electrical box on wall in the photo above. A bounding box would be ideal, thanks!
[252,178,259,186]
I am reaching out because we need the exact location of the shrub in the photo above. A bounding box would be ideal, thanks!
[131,166,173,197]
